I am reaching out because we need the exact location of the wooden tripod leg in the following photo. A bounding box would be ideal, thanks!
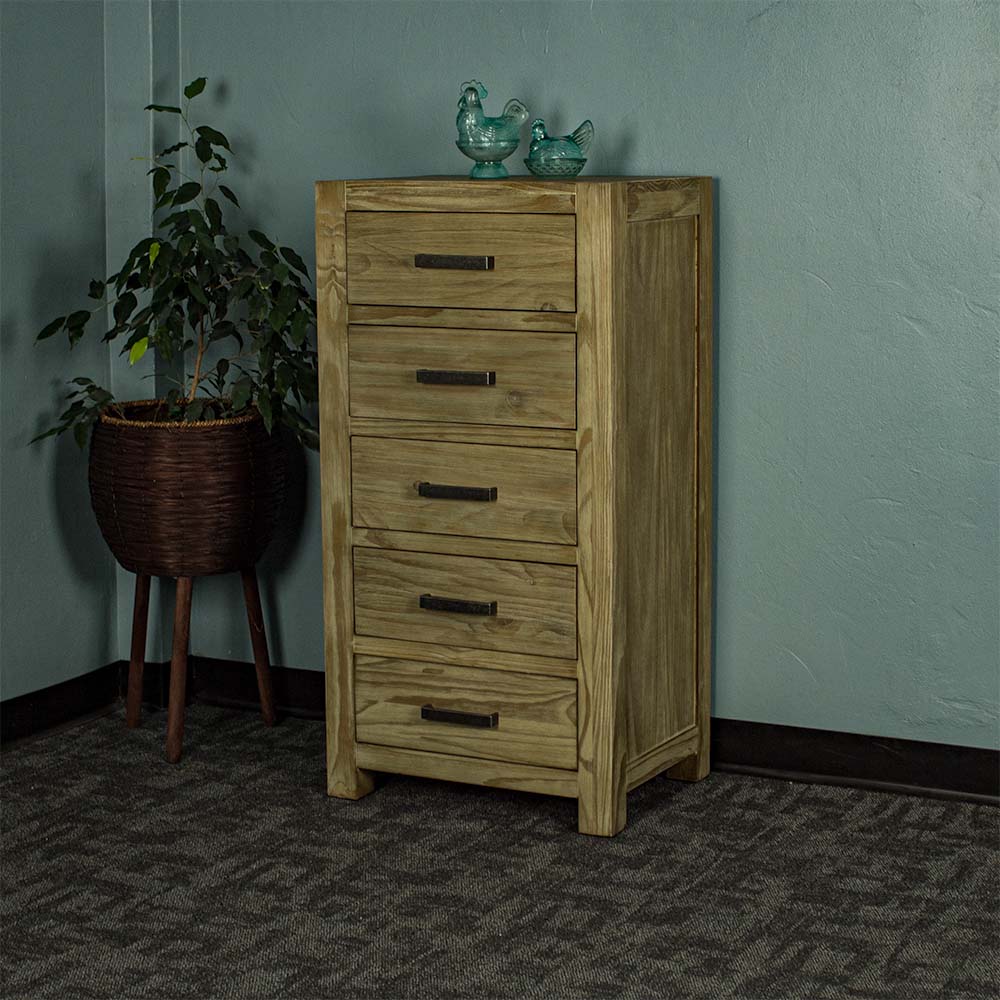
[241,567,276,726]
[126,573,151,728]
[165,576,194,763]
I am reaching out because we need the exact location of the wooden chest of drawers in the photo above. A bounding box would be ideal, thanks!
[316,177,713,836]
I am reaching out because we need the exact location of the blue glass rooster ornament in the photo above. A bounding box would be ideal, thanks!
[525,118,594,177]
[455,81,529,179]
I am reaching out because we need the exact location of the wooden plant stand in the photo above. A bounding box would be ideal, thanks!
[124,569,276,762]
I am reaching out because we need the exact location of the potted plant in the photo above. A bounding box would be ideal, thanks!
[33,76,319,761]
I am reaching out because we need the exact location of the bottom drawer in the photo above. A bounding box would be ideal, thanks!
[354,655,578,770]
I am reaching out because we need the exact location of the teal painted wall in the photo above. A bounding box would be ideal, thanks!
[2,1,996,750]
[0,1,115,699]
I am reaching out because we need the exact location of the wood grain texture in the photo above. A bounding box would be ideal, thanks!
[352,527,578,567]
[669,177,714,782]
[346,212,576,312]
[355,742,579,798]
[348,304,577,333]
[126,573,150,729]
[354,655,577,769]
[165,576,193,764]
[348,418,576,451]
[353,548,578,659]
[349,325,577,428]
[626,178,702,222]
[346,178,576,214]
[626,727,699,791]
[353,633,578,679]
[316,180,374,800]
[351,437,577,544]
[621,216,698,759]
[240,567,276,727]
[574,183,629,836]
[317,176,714,832]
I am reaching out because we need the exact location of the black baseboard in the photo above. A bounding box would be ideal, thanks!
[0,661,125,744]
[711,718,999,804]
[140,655,325,720]
[3,659,997,804]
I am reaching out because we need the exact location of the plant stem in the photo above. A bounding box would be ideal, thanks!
[188,315,206,401]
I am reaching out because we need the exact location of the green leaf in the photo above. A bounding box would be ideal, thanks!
[230,376,252,412]
[37,316,66,340]
[232,275,253,300]
[188,209,208,233]
[248,230,274,252]
[66,309,91,329]
[280,247,309,277]
[205,197,223,233]
[73,422,89,450]
[277,283,298,313]
[152,167,170,200]
[88,279,105,300]
[257,390,273,434]
[128,337,149,365]
[157,141,188,157]
[209,320,236,342]
[183,76,207,99]
[113,292,137,325]
[148,241,161,267]
[195,137,213,163]
[184,398,206,422]
[194,125,231,151]
[186,280,209,307]
[219,185,239,208]
[290,310,309,347]
[145,104,182,113]
[216,357,230,382]
[172,182,201,205]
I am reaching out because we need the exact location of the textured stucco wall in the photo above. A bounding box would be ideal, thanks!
[3,1,997,748]
[171,0,999,748]
[0,1,115,699]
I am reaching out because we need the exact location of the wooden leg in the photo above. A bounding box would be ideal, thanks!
[126,573,151,729]
[240,567,276,727]
[165,576,193,764]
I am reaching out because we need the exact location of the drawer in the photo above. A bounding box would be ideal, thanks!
[353,548,577,659]
[351,437,577,545]
[349,325,576,428]
[346,212,576,312]
[354,655,577,769]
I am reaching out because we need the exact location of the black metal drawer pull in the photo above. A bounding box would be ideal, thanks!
[419,593,497,616]
[415,368,496,386]
[417,482,498,502]
[421,704,499,729]
[414,253,495,271]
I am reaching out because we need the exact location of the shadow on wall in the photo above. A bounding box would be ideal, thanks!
[186,425,311,666]
[257,425,311,667]
[2,174,116,664]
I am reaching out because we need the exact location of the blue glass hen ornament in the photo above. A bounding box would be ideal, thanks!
[525,118,594,177]
[455,81,529,179]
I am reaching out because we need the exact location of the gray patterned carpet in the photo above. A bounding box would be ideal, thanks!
[1,705,998,1000]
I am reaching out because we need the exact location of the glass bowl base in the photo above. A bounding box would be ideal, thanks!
[469,161,510,179]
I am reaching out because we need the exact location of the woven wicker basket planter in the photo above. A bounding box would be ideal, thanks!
[89,401,287,578]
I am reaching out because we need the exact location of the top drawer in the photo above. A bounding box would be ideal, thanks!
[346,212,576,313]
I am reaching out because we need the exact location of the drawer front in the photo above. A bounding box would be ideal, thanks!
[346,212,576,312]
[351,437,577,545]
[355,655,577,769]
[353,548,577,659]
[349,325,576,428]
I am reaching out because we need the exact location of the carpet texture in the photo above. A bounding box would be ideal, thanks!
[1,705,997,1000]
